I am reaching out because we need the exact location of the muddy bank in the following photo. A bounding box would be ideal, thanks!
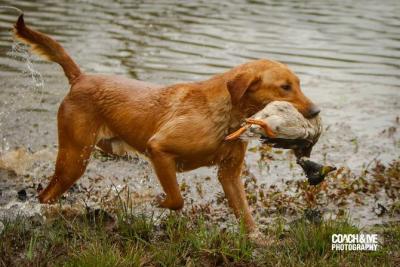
[0,154,399,232]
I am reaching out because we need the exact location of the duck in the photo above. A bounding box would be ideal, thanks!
[226,101,336,185]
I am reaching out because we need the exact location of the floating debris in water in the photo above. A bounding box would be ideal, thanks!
[17,189,27,201]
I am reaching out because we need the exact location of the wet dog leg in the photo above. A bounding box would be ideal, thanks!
[217,141,256,232]
[147,140,183,210]
[38,142,93,203]
[38,105,98,203]
[96,138,115,155]
[96,138,134,157]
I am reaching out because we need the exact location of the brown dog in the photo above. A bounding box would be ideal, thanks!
[14,14,319,235]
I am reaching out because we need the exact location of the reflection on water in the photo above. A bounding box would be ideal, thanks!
[0,0,399,86]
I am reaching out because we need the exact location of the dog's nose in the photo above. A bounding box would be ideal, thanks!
[307,105,320,118]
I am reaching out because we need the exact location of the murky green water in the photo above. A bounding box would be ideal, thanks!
[0,0,399,226]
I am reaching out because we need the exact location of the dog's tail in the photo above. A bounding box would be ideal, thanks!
[13,14,81,84]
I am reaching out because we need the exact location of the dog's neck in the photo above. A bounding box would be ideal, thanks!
[229,98,265,130]
[202,74,266,132]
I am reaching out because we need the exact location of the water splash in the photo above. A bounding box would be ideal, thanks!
[8,41,45,91]
[0,41,45,151]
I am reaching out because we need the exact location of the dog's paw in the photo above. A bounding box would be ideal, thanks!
[151,193,166,207]
[248,229,276,247]
[156,193,166,207]
[153,193,184,210]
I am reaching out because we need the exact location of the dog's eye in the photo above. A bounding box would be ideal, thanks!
[281,84,291,91]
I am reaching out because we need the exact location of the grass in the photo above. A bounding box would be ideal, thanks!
[1,159,399,266]
[0,205,399,267]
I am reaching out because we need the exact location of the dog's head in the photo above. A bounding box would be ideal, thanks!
[227,60,319,118]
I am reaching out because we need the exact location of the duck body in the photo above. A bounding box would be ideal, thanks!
[230,101,336,185]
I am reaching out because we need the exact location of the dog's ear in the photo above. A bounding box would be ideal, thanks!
[227,71,261,104]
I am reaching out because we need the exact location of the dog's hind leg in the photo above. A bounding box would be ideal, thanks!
[96,138,117,155]
[38,103,99,203]
[96,138,132,157]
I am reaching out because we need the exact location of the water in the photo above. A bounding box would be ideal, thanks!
[0,0,399,226]
[1,0,400,85]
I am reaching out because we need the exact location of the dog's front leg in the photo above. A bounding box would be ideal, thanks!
[147,140,183,210]
[217,141,256,232]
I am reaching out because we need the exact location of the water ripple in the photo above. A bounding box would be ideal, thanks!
[0,0,399,87]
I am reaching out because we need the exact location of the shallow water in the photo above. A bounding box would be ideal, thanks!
[0,0,399,226]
